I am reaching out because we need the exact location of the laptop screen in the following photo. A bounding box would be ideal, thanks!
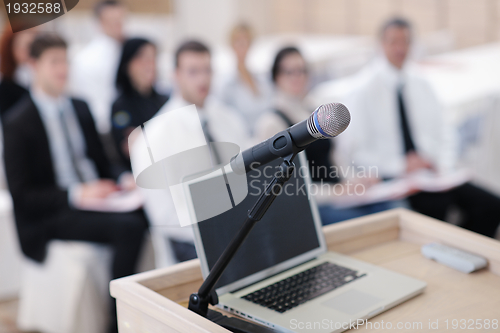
[191,153,324,292]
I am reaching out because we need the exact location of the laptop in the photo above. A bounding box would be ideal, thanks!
[186,152,426,333]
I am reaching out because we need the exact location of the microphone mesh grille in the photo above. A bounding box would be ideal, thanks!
[316,103,351,137]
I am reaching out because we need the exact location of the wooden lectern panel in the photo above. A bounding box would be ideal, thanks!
[111,208,500,332]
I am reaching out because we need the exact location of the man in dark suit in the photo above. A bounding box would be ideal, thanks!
[3,33,148,333]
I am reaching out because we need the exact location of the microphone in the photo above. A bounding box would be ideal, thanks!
[231,103,351,174]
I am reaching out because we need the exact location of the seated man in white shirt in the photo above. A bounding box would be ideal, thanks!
[159,41,249,145]
[70,0,126,133]
[346,18,500,238]
[3,33,147,333]
[143,40,250,264]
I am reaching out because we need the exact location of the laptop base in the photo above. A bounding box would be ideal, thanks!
[207,309,278,333]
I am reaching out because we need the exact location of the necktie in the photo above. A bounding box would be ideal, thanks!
[397,86,416,153]
[201,119,235,207]
[201,119,222,166]
[59,107,86,182]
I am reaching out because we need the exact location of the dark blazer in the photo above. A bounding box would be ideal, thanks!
[111,89,168,170]
[274,109,340,184]
[3,95,116,262]
[0,79,28,119]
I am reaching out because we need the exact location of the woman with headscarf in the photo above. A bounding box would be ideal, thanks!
[111,37,169,170]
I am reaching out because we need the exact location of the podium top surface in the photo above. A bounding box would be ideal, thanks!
[111,208,500,332]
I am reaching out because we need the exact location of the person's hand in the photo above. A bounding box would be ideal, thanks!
[350,176,380,189]
[118,172,137,191]
[79,179,120,200]
[406,151,433,173]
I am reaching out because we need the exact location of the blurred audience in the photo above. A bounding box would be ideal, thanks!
[255,46,399,225]
[111,37,169,170]
[346,18,500,237]
[0,24,37,117]
[143,40,250,263]
[1,5,500,333]
[216,23,272,131]
[70,0,126,133]
[2,33,148,333]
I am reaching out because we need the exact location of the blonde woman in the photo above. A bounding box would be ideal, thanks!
[217,24,272,131]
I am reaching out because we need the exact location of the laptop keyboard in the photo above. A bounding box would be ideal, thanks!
[242,262,366,313]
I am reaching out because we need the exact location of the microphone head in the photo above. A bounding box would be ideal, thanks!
[307,103,351,138]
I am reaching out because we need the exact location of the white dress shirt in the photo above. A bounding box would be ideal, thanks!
[31,88,99,195]
[216,71,273,132]
[69,33,121,133]
[142,94,250,243]
[254,91,316,142]
[14,64,33,89]
[343,57,458,178]
[157,94,251,148]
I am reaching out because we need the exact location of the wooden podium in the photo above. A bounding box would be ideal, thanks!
[110,208,500,332]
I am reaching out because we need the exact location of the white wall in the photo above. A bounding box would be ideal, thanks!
[172,0,238,47]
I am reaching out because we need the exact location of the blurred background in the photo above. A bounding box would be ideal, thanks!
[1,0,500,332]
[4,0,500,83]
